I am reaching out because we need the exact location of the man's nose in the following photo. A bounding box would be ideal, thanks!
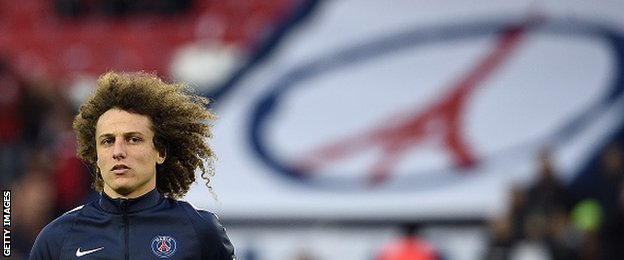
[112,139,127,160]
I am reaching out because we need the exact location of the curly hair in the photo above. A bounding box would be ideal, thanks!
[73,71,217,199]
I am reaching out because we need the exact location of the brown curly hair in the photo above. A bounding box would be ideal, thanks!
[73,71,217,199]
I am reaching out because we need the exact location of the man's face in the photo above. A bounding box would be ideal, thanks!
[95,108,165,198]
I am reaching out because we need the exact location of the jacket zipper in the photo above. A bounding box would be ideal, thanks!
[121,200,129,260]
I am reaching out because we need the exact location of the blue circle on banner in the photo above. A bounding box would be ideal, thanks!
[249,16,624,191]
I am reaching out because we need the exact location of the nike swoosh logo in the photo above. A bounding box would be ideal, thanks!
[76,247,104,257]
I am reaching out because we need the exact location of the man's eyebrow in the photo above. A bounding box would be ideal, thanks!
[97,133,114,140]
[123,132,145,136]
[97,132,145,139]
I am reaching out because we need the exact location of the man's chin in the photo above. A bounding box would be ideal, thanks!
[104,179,154,198]
[103,184,136,198]
[114,187,134,197]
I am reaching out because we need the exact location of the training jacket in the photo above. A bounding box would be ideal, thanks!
[29,189,235,259]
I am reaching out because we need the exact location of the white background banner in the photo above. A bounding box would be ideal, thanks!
[186,0,624,221]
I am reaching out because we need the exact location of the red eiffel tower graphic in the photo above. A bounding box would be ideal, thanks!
[294,18,542,185]
[159,239,171,252]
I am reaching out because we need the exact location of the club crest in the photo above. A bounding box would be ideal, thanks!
[151,235,177,258]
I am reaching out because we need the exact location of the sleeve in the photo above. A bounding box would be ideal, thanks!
[28,216,73,260]
[181,203,236,260]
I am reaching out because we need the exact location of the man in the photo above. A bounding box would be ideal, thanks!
[30,71,235,259]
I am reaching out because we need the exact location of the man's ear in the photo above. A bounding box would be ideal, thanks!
[157,151,166,165]
[153,136,167,165]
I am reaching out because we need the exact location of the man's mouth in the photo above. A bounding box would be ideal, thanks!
[111,164,130,174]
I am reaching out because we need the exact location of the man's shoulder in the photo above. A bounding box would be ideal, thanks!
[173,199,220,221]
[39,204,87,235]
[170,199,227,234]
[170,199,235,259]
[30,203,93,259]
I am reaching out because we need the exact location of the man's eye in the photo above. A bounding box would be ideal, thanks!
[128,137,142,143]
[101,139,113,145]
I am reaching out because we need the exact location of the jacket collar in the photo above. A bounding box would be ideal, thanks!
[99,189,162,214]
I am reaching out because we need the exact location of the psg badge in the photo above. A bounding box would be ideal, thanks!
[151,235,177,258]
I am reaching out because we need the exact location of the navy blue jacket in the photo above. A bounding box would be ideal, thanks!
[29,189,235,259]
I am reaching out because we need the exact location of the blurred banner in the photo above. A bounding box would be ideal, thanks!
[186,0,624,221]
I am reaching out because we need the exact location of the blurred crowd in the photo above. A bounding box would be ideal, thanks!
[1,56,96,258]
[483,144,624,260]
